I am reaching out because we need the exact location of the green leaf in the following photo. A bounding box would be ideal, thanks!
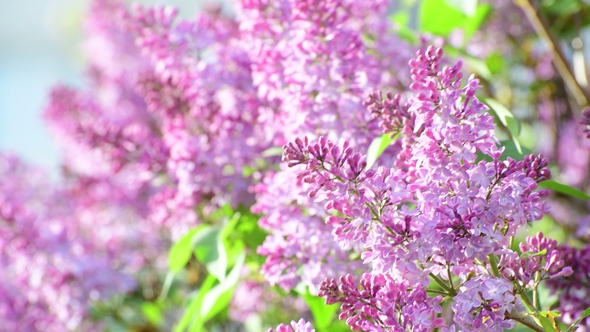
[193,227,227,281]
[199,252,246,323]
[365,132,397,170]
[540,311,562,318]
[444,0,478,16]
[483,98,520,136]
[520,248,547,258]
[157,271,175,302]
[539,314,559,332]
[261,146,284,158]
[303,291,340,330]
[500,140,530,160]
[483,98,522,154]
[466,57,492,81]
[391,12,419,43]
[566,307,590,332]
[392,12,409,26]
[235,213,267,250]
[543,0,580,14]
[420,0,491,38]
[540,180,590,200]
[142,302,162,326]
[173,274,216,332]
[168,226,207,272]
[486,51,505,74]
[221,212,242,241]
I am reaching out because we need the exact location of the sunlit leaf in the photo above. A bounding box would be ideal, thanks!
[445,0,478,16]
[199,252,246,322]
[366,132,398,170]
[420,0,491,38]
[173,275,216,332]
[142,302,162,326]
[169,226,208,272]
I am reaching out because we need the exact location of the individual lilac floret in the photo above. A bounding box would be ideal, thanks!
[318,273,443,331]
[452,275,516,332]
[268,318,315,332]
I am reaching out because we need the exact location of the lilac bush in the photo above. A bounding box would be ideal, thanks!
[2,0,590,331]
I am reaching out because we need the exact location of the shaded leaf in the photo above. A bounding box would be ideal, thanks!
[303,291,340,330]
[540,180,590,201]
[483,98,522,154]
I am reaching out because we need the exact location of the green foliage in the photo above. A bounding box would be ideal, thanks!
[419,0,491,38]
[539,314,559,332]
[167,206,261,332]
[566,307,590,332]
[169,226,207,273]
[303,291,339,330]
[366,132,398,170]
[141,302,163,326]
[483,98,522,154]
[200,253,246,323]
[391,12,419,43]
[444,0,479,16]
[539,180,590,201]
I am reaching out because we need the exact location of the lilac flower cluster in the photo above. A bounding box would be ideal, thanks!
[0,154,138,331]
[4,0,590,329]
[45,0,270,235]
[249,0,416,292]
[547,243,590,330]
[268,318,315,332]
[279,46,565,330]
[318,274,443,331]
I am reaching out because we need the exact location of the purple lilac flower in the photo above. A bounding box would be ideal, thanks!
[546,245,590,330]
[0,154,137,331]
[268,318,315,332]
[452,275,516,331]
[250,0,416,292]
[318,273,443,331]
[281,46,553,329]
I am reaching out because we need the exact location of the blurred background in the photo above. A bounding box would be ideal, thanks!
[0,0,204,177]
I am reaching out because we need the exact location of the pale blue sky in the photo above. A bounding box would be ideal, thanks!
[0,0,204,177]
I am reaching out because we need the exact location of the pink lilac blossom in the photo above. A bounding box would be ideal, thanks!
[229,268,309,324]
[45,0,272,235]
[498,232,572,289]
[268,318,315,332]
[0,154,136,331]
[247,0,416,293]
[318,273,443,331]
[281,46,554,330]
[452,276,516,332]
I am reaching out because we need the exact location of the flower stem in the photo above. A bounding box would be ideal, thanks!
[515,0,590,108]
[429,273,457,296]
[507,310,544,332]
[488,253,500,278]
